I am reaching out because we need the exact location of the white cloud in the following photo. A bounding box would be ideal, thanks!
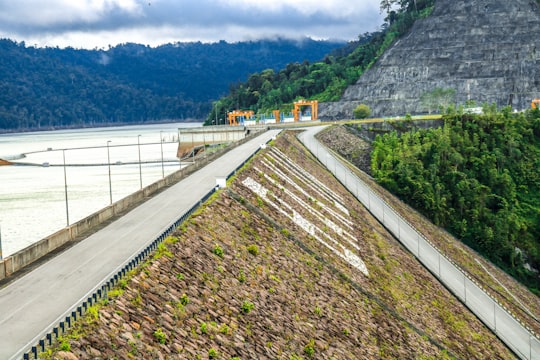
[219,0,377,15]
[0,0,384,48]
[0,0,142,26]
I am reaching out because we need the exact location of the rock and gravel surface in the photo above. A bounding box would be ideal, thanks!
[45,131,515,359]
[315,125,372,174]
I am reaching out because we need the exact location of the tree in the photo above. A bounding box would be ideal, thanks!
[353,104,371,119]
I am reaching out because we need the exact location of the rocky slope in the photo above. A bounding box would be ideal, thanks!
[44,131,514,359]
[320,0,540,119]
[315,125,372,175]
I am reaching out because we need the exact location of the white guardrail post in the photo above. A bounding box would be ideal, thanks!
[297,129,539,360]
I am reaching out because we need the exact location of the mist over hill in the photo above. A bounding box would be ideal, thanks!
[0,38,343,132]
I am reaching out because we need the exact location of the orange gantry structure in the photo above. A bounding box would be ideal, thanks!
[227,110,255,125]
[227,100,318,126]
[293,100,318,122]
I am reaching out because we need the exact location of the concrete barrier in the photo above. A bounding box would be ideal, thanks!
[70,206,115,239]
[143,180,162,197]
[3,257,12,278]
[45,228,72,253]
[4,238,49,276]
[113,190,145,215]
[0,260,5,280]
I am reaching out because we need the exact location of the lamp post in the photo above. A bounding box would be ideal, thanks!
[63,149,70,226]
[137,135,142,189]
[107,140,112,204]
[191,132,196,164]
[160,131,164,178]
[0,223,3,260]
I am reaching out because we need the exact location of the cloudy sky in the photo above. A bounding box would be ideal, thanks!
[0,0,385,49]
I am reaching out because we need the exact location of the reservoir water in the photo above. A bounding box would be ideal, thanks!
[0,122,202,257]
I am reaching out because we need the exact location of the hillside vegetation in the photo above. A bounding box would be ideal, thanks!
[367,110,540,293]
[0,38,341,132]
[205,0,435,124]
[42,132,513,359]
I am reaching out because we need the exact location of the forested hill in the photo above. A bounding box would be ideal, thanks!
[0,38,343,132]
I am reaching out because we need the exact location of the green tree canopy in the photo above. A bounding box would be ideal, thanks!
[371,110,540,293]
[354,104,372,119]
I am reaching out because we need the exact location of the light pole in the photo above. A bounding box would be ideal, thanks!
[137,135,142,189]
[0,223,3,260]
[191,132,195,163]
[107,140,112,204]
[160,131,164,178]
[63,149,70,226]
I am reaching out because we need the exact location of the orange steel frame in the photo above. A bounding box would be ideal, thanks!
[228,110,255,125]
[272,110,281,123]
[293,100,318,122]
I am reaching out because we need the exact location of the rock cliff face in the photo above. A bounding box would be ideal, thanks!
[320,0,540,119]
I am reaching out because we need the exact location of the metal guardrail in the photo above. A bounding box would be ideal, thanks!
[20,132,277,360]
[297,130,540,360]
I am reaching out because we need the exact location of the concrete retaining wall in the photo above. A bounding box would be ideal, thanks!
[70,207,115,239]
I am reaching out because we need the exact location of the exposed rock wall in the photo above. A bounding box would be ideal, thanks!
[321,0,540,119]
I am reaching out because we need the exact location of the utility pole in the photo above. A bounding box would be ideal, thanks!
[107,141,112,204]
[63,149,70,226]
[160,131,165,178]
[137,135,142,189]
[0,223,3,260]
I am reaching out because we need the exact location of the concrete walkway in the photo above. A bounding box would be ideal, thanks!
[0,129,280,360]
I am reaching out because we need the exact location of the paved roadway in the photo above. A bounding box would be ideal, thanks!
[0,129,281,360]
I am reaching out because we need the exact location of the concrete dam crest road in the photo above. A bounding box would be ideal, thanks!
[0,129,281,360]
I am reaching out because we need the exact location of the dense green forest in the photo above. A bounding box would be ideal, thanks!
[371,108,540,292]
[0,38,342,132]
[205,0,435,124]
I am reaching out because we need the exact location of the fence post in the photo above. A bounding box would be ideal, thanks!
[417,234,420,258]
[494,302,497,332]
[464,276,467,303]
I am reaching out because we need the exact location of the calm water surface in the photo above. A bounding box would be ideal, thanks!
[0,122,202,257]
